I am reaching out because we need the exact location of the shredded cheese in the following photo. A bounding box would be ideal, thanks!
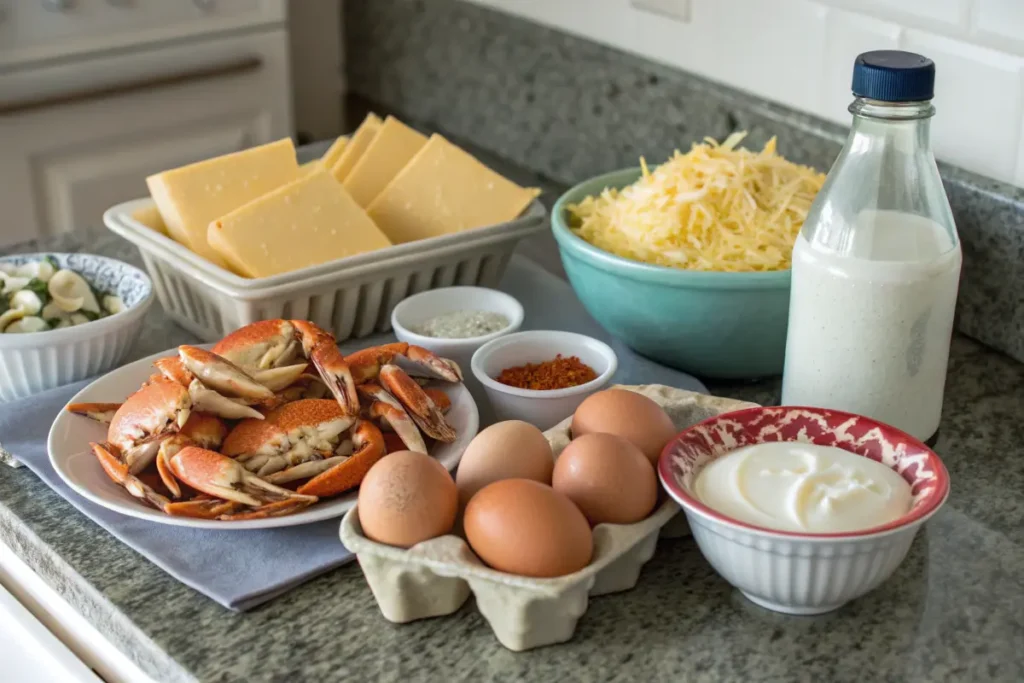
[566,132,826,272]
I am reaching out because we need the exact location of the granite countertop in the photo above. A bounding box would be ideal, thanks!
[1,155,1023,682]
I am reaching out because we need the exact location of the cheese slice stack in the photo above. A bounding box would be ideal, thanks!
[146,138,299,266]
[208,168,392,278]
[342,116,427,208]
[367,134,540,244]
[331,113,382,183]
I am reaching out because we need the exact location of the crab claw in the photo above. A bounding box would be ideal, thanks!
[154,356,193,387]
[187,380,265,420]
[91,442,172,511]
[295,420,386,497]
[66,402,122,424]
[358,383,427,454]
[168,446,318,512]
[164,497,245,519]
[346,342,461,383]
[156,414,228,499]
[379,365,456,443]
[251,364,309,392]
[423,388,452,414]
[292,321,359,416]
[178,346,274,401]
[403,344,463,382]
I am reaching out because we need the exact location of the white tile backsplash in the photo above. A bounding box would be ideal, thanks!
[822,10,902,123]
[974,0,1024,54]
[903,30,1024,182]
[467,0,1024,186]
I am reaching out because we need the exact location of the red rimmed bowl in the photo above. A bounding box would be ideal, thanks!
[657,405,950,615]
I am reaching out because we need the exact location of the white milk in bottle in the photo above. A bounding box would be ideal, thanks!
[781,51,961,443]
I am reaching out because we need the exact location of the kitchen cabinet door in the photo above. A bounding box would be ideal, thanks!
[0,30,293,248]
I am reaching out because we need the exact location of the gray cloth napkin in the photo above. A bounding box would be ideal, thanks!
[0,254,705,613]
[0,380,354,611]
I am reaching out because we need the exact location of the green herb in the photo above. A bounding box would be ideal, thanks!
[0,296,8,316]
[79,309,101,322]
[45,317,63,328]
[24,279,50,307]
[44,256,60,272]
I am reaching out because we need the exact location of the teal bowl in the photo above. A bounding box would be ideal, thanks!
[552,168,791,380]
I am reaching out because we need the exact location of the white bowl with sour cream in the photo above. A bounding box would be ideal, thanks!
[658,406,950,616]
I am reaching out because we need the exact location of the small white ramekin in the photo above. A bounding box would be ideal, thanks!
[391,286,524,375]
[659,405,950,615]
[470,330,617,430]
[0,253,153,402]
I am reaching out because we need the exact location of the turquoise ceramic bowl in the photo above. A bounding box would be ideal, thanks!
[552,168,791,379]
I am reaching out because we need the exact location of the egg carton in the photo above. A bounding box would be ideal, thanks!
[339,384,757,651]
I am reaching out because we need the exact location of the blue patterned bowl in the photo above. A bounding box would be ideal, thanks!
[0,253,153,401]
[551,169,791,380]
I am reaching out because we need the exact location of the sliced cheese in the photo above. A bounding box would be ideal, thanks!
[331,113,382,183]
[300,160,324,176]
[146,139,299,267]
[367,134,540,244]
[208,168,392,279]
[132,204,167,236]
[342,116,427,208]
[320,135,349,169]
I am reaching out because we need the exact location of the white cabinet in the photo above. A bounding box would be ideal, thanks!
[0,23,292,248]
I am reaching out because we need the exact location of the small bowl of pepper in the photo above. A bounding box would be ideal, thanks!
[470,330,618,430]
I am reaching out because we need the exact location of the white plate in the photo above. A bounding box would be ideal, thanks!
[47,345,479,530]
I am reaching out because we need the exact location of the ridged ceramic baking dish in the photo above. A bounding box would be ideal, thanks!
[340,385,757,651]
[103,197,547,342]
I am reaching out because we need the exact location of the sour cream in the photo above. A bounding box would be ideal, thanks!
[694,442,912,533]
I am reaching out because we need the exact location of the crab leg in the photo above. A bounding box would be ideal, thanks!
[168,446,318,510]
[164,497,245,519]
[156,414,228,499]
[66,402,122,424]
[251,364,309,392]
[292,321,360,416]
[346,342,462,383]
[178,346,275,401]
[379,365,456,443]
[296,421,386,497]
[423,388,452,414]
[358,383,428,453]
[90,442,172,511]
[187,380,265,420]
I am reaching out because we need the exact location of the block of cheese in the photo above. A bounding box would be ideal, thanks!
[367,134,540,244]
[132,204,167,236]
[208,168,392,278]
[146,139,299,267]
[331,113,382,183]
[320,135,349,169]
[342,116,427,208]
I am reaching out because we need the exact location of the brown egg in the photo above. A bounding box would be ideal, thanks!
[455,420,554,507]
[464,479,592,578]
[552,433,658,525]
[357,450,457,548]
[571,389,676,465]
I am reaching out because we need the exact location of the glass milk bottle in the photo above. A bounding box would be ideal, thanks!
[781,51,961,444]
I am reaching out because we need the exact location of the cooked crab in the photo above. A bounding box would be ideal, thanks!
[68,319,463,521]
[220,399,386,497]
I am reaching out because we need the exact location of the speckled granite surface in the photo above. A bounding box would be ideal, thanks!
[343,0,1024,366]
[1,206,1023,680]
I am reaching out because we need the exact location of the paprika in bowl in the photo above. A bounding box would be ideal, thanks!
[470,330,618,430]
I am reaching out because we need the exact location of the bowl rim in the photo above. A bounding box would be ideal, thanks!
[657,405,951,542]
[551,167,791,290]
[469,330,618,399]
[390,286,525,347]
[0,252,153,347]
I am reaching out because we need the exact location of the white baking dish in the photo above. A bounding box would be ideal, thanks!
[103,197,547,342]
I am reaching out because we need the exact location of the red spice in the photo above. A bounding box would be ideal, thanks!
[495,354,598,391]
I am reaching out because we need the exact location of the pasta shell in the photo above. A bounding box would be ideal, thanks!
[48,269,100,313]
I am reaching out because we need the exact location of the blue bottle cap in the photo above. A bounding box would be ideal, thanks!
[852,50,935,102]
